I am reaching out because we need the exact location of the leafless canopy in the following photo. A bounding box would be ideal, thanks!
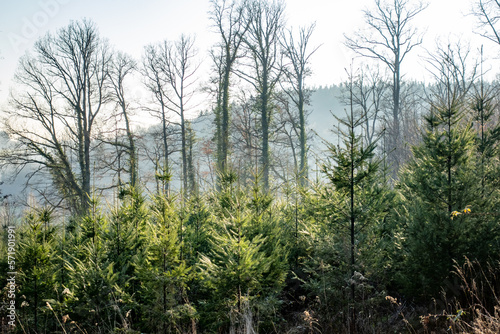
[239,0,286,190]
[1,19,111,214]
[344,0,427,71]
[280,23,319,185]
[209,0,249,175]
[425,41,478,112]
[340,65,388,147]
[473,0,500,45]
[344,0,427,176]
[108,51,138,187]
[142,35,199,195]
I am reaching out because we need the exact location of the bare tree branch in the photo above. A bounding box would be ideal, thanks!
[344,0,427,176]
[1,20,111,214]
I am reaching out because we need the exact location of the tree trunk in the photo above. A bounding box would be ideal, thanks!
[83,129,92,213]
[261,87,270,191]
[180,106,188,195]
[221,60,231,173]
[392,58,401,174]
[298,81,307,186]
[161,106,170,194]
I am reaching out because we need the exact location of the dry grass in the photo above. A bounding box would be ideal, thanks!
[452,258,500,333]
[417,258,500,333]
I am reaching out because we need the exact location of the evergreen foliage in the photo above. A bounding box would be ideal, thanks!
[16,209,58,332]
[397,77,498,299]
[199,173,287,332]
[300,92,393,331]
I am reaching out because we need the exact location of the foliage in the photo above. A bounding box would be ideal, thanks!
[199,173,288,332]
[15,209,58,332]
[298,99,394,332]
[397,89,499,300]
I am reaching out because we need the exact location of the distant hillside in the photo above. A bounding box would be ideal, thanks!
[307,85,344,150]
[0,85,347,202]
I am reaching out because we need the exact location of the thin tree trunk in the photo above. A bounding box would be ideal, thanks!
[161,106,170,194]
[221,65,231,173]
[261,81,270,191]
[298,83,307,186]
[350,79,356,334]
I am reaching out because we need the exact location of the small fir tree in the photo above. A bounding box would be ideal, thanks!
[303,71,392,332]
[199,172,287,332]
[133,192,194,333]
[396,52,495,298]
[16,208,58,332]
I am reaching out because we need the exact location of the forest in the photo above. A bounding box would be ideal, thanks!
[0,0,500,333]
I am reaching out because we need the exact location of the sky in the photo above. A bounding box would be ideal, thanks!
[0,0,494,110]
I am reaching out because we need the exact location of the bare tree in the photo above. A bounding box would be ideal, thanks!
[142,36,200,196]
[239,0,285,190]
[425,41,477,112]
[143,44,173,194]
[231,92,260,186]
[0,20,111,215]
[209,0,249,177]
[280,23,319,186]
[270,91,306,185]
[161,35,199,196]
[185,120,198,195]
[137,124,179,195]
[397,79,426,161]
[340,65,388,148]
[109,52,138,188]
[344,0,427,175]
[473,0,500,45]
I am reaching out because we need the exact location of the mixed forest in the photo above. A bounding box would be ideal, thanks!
[1,0,500,333]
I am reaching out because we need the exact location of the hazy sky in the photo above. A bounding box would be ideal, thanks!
[0,0,493,107]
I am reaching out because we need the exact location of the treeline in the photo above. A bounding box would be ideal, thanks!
[0,0,432,210]
[1,0,500,333]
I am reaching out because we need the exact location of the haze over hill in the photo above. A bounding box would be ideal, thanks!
[0,84,346,203]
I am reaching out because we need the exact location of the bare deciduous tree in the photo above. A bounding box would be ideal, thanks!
[142,36,199,196]
[209,0,249,177]
[231,91,260,186]
[161,35,199,196]
[344,0,427,175]
[473,0,500,45]
[109,52,138,188]
[280,23,319,186]
[425,41,477,111]
[143,44,173,194]
[1,20,111,215]
[239,0,285,190]
[270,91,306,185]
[340,65,388,148]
